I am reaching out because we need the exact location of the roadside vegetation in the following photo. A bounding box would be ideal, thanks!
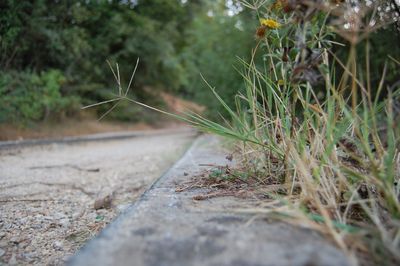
[184,1,400,265]
[95,0,400,265]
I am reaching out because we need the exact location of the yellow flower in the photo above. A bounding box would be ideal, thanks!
[260,18,281,29]
[277,79,285,86]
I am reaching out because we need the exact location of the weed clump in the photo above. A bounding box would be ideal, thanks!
[183,1,400,264]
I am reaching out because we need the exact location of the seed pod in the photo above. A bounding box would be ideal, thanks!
[255,25,267,39]
[282,47,292,62]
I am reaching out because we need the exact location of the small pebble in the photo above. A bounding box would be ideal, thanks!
[94,195,113,210]
[31,224,42,229]
[59,218,70,228]
[0,240,7,248]
[18,241,27,249]
[10,237,20,244]
[22,253,36,262]
[72,211,83,220]
[0,248,5,257]
[53,241,63,251]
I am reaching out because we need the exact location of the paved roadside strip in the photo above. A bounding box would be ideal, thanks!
[69,135,350,266]
[0,127,197,150]
[0,128,197,265]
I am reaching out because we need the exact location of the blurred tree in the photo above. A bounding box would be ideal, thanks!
[0,0,259,124]
[0,0,261,124]
[0,0,192,123]
[181,0,257,119]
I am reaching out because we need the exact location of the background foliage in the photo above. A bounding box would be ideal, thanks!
[0,0,256,125]
[0,0,399,125]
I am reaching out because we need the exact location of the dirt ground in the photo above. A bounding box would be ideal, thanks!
[0,128,196,265]
[0,91,204,142]
[0,119,165,141]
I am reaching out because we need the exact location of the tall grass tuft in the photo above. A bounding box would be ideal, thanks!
[184,1,400,264]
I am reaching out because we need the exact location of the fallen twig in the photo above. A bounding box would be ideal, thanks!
[29,164,100,172]
[0,198,56,203]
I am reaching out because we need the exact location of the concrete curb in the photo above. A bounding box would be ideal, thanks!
[69,135,350,266]
[0,127,197,150]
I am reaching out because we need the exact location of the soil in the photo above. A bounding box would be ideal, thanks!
[175,164,290,201]
[0,91,204,142]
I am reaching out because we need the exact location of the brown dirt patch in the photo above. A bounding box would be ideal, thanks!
[176,164,293,201]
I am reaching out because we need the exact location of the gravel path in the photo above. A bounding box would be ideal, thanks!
[0,128,196,265]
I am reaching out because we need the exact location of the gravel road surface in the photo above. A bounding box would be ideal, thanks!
[0,128,196,265]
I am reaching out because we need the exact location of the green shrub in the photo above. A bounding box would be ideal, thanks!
[0,70,80,124]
